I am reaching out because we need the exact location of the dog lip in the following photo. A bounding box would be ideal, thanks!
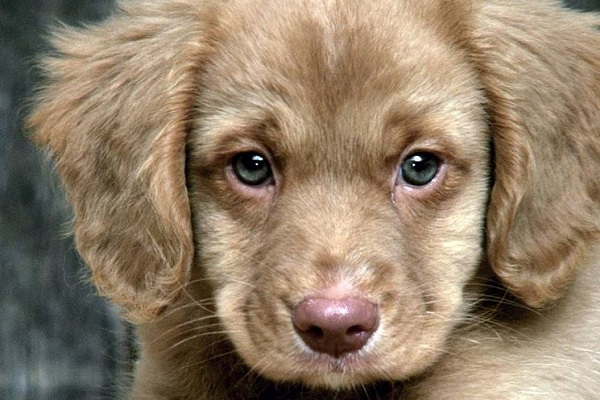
[298,348,373,372]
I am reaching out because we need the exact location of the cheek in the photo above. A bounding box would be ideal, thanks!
[189,194,258,308]
[195,214,259,289]
[391,167,490,311]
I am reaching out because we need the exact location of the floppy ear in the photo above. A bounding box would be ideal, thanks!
[28,1,211,322]
[471,1,600,308]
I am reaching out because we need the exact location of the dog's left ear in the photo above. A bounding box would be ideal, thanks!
[28,2,212,322]
[471,1,600,308]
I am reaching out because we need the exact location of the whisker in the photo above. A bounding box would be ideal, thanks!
[166,328,243,353]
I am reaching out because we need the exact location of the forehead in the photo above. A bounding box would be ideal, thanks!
[196,0,486,176]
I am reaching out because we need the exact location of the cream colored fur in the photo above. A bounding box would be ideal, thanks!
[29,0,600,398]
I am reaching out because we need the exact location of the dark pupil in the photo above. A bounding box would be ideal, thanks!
[233,152,271,185]
[401,153,439,186]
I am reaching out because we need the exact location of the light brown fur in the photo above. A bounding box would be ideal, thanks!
[29,0,600,399]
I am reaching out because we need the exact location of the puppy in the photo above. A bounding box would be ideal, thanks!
[29,0,600,398]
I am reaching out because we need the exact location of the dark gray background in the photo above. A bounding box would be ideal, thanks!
[1,0,599,399]
[1,1,124,399]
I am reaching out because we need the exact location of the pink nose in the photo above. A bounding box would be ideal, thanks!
[293,297,379,358]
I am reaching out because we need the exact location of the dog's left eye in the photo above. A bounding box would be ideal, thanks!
[231,152,273,186]
[399,152,440,186]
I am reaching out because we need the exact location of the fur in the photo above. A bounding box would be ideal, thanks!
[29,0,600,398]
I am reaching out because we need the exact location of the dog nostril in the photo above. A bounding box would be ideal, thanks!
[305,325,325,339]
[293,297,379,358]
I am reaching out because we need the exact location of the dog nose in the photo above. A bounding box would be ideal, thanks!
[293,297,379,358]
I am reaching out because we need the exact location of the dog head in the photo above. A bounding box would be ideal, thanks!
[30,0,600,390]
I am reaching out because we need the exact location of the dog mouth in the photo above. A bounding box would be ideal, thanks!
[297,348,371,375]
[220,279,452,389]
[258,309,399,389]
[237,302,390,388]
[286,352,385,389]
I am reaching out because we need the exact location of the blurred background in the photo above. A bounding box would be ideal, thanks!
[1,0,600,399]
[1,1,124,399]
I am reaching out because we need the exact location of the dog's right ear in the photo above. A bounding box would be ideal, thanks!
[470,1,600,308]
[28,1,212,323]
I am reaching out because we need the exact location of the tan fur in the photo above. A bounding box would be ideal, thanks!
[29,0,600,399]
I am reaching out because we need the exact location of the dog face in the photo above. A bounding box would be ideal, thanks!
[29,0,600,394]
[188,0,489,387]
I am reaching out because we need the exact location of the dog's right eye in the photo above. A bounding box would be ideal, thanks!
[230,152,273,186]
[399,152,440,187]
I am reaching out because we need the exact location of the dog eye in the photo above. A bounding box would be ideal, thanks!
[400,152,440,186]
[231,152,273,186]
